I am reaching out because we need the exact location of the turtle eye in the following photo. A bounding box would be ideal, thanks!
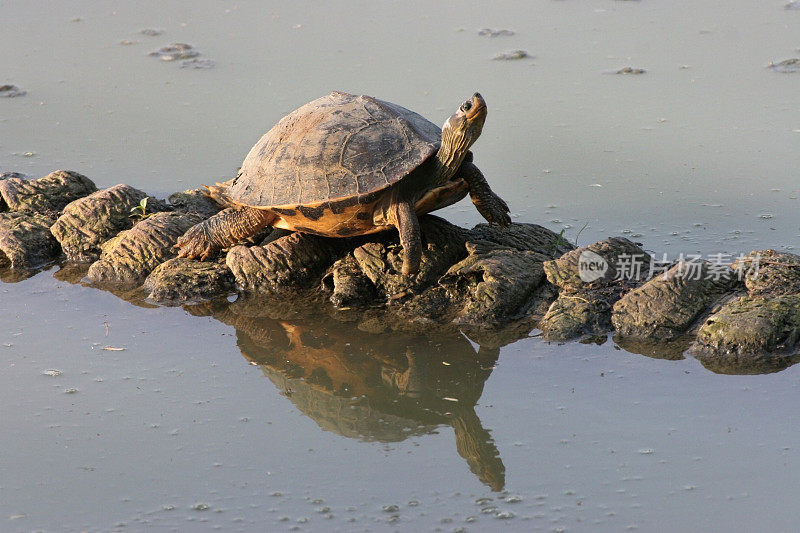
[461,101,472,112]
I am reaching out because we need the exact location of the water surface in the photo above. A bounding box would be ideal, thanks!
[2,1,800,531]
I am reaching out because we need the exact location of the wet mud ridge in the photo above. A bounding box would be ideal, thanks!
[2,169,800,373]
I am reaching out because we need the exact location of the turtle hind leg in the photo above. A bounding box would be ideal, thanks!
[176,206,275,260]
[388,196,422,277]
[458,162,511,227]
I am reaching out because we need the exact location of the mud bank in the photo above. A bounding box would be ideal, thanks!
[2,169,799,372]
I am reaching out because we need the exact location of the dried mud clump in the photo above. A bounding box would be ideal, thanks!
[51,184,168,262]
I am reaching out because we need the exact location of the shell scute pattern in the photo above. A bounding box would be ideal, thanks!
[230,92,441,211]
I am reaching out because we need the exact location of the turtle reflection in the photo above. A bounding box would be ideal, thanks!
[213,305,506,491]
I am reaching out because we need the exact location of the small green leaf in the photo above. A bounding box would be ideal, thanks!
[129,197,152,219]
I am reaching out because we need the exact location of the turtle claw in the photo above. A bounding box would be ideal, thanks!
[495,193,510,213]
[175,225,218,261]
[475,192,511,228]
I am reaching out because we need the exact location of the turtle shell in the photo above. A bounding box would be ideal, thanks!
[230,92,442,208]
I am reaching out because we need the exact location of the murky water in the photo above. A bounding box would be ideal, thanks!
[2,1,799,531]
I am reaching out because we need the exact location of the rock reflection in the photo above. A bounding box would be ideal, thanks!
[210,299,506,491]
[0,266,39,283]
[613,334,688,361]
[693,352,800,375]
[53,262,158,309]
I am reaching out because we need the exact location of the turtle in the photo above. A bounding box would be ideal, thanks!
[175,91,511,276]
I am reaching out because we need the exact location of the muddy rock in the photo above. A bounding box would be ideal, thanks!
[86,212,203,287]
[227,231,347,293]
[612,260,737,339]
[539,291,615,341]
[168,187,224,218]
[0,212,59,270]
[321,220,565,328]
[612,67,646,75]
[0,84,26,97]
[51,184,168,261]
[144,256,234,304]
[469,222,574,256]
[6,163,800,367]
[440,242,548,326]
[324,254,378,308]
[767,58,800,73]
[493,50,530,60]
[335,222,567,335]
[352,216,468,298]
[149,43,199,61]
[445,222,571,329]
[0,172,31,181]
[693,295,800,357]
[0,170,96,213]
[538,237,651,341]
[478,28,515,37]
[732,250,800,296]
[543,237,651,292]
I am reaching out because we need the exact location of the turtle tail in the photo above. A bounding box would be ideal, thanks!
[202,177,237,208]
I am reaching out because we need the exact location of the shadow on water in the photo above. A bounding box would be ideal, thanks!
[0,266,41,283]
[15,259,800,381]
[40,261,509,490]
[207,298,507,492]
[693,352,800,376]
[14,260,800,381]
[612,334,688,362]
[612,333,800,374]
[6,260,800,494]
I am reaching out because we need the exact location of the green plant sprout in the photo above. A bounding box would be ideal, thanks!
[129,197,152,219]
[549,222,590,254]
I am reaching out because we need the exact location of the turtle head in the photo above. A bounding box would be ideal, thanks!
[439,93,486,173]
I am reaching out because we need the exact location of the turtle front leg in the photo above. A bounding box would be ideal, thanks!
[457,162,511,227]
[176,206,275,260]
[388,197,422,277]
